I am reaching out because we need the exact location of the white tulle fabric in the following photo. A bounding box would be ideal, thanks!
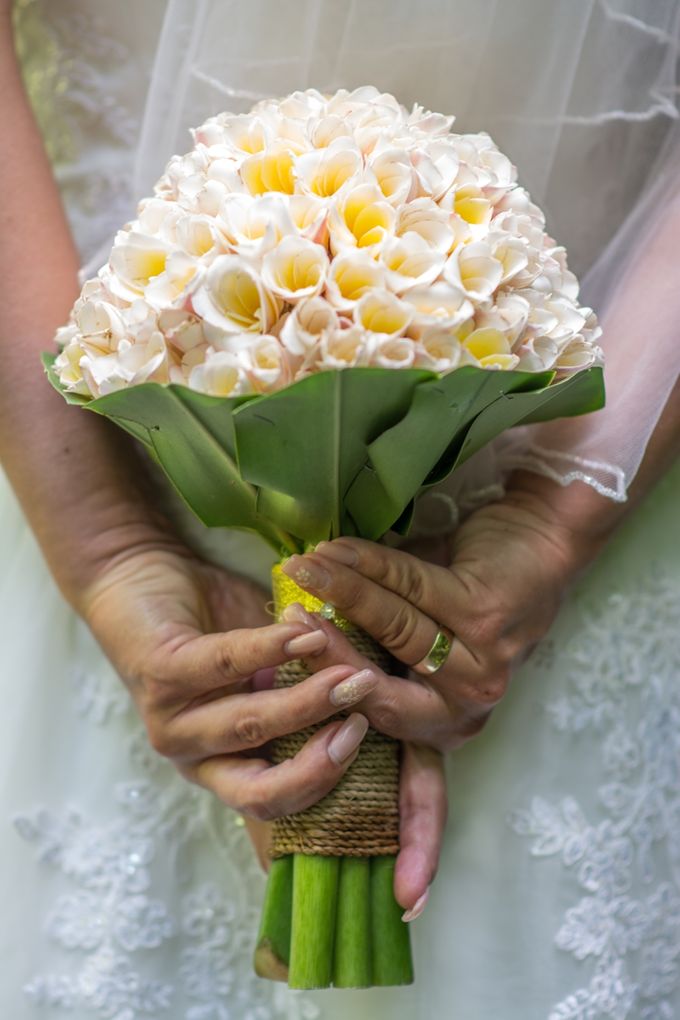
[122,0,680,502]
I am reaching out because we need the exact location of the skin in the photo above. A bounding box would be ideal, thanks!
[2,1,679,915]
[0,9,442,909]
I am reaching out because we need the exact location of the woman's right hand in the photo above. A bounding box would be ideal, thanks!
[78,536,373,822]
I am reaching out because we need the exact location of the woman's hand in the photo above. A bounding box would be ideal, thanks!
[280,478,595,753]
[79,535,376,824]
[79,533,447,916]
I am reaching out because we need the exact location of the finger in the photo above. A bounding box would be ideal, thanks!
[281,603,454,748]
[394,743,447,915]
[282,551,440,668]
[313,538,462,627]
[147,621,328,708]
[187,713,369,819]
[244,817,273,872]
[166,664,364,758]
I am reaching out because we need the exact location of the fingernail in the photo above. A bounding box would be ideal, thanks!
[284,630,328,656]
[328,713,369,765]
[281,602,316,626]
[315,541,359,567]
[282,555,331,592]
[402,888,429,923]
[330,669,377,707]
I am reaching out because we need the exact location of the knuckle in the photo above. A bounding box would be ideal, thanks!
[233,713,266,749]
[145,717,177,759]
[368,695,401,736]
[333,577,363,614]
[379,603,419,656]
[458,668,510,708]
[214,640,242,681]
[239,789,277,822]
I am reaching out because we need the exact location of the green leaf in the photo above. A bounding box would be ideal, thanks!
[345,366,554,539]
[233,368,432,545]
[84,383,285,549]
[448,364,605,473]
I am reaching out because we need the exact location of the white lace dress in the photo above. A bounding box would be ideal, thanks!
[3,2,680,1018]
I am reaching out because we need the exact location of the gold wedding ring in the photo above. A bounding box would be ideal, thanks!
[413,626,455,676]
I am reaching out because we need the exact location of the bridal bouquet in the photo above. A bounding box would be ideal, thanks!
[46,86,604,989]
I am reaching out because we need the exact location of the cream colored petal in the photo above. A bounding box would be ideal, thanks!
[287,195,328,244]
[444,243,503,301]
[403,281,473,336]
[316,325,370,370]
[189,350,252,397]
[396,198,456,253]
[192,255,281,334]
[370,336,417,369]
[355,289,412,337]
[243,335,291,392]
[380,233,446,293]
[280,297,339,355]
[145,252,202,310]
[261,236,329,301]
[411,140,459,201]
[329,183,397,254]
[218,193,296,256]
[325,252,387,311]
[368,148,415,205]
[241,148,296,196]
[415,328,465,373]
[295,142,362,198]
[108,231,171,301]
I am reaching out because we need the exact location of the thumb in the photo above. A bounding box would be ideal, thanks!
[394,743,447,918]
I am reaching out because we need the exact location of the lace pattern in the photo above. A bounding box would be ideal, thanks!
[510,572,680,1020]
[14,656,318,1020]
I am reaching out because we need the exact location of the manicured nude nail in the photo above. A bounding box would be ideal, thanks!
[328,713,369,765]
[284,630,328,656]
[315,541,359,567]
[281,602,316,626]
[402,888,429,923]
[330,669,377,707]
[282,555,331,591]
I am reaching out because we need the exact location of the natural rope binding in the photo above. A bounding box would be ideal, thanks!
[270,565,401,858]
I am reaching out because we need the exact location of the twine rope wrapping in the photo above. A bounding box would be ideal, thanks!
[270,565,401,858]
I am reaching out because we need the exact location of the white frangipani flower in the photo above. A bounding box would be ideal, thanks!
[380,233,446,293]
[218,193,296,256]
[295,140,363,198]
[355,289,412,337]
[56,87,600,399]
[444,242,504,302]
[403,281,473,335]
[396,197,457,253]
[192,255,281,334]
[325,252,387,311]
[329,183,397,254]
[107,231,171,302]
[188,350,252,397]
[261,235,329,302]
[280,297,339,356]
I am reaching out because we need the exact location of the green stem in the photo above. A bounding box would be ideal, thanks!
[254,856,293,982]
[289,854,340,989]
[370,856,414,986]
[333,857,372,988]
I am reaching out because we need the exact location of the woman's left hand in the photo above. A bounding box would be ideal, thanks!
[281,479,594,753]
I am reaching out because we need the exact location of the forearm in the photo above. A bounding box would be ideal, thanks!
[0,19,173,608]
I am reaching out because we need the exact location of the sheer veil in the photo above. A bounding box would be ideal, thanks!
[126,0,680,502]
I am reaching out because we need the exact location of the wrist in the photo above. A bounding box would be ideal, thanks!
[503,470,618,576]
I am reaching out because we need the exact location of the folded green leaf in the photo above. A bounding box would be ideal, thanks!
[232,368,432,545]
